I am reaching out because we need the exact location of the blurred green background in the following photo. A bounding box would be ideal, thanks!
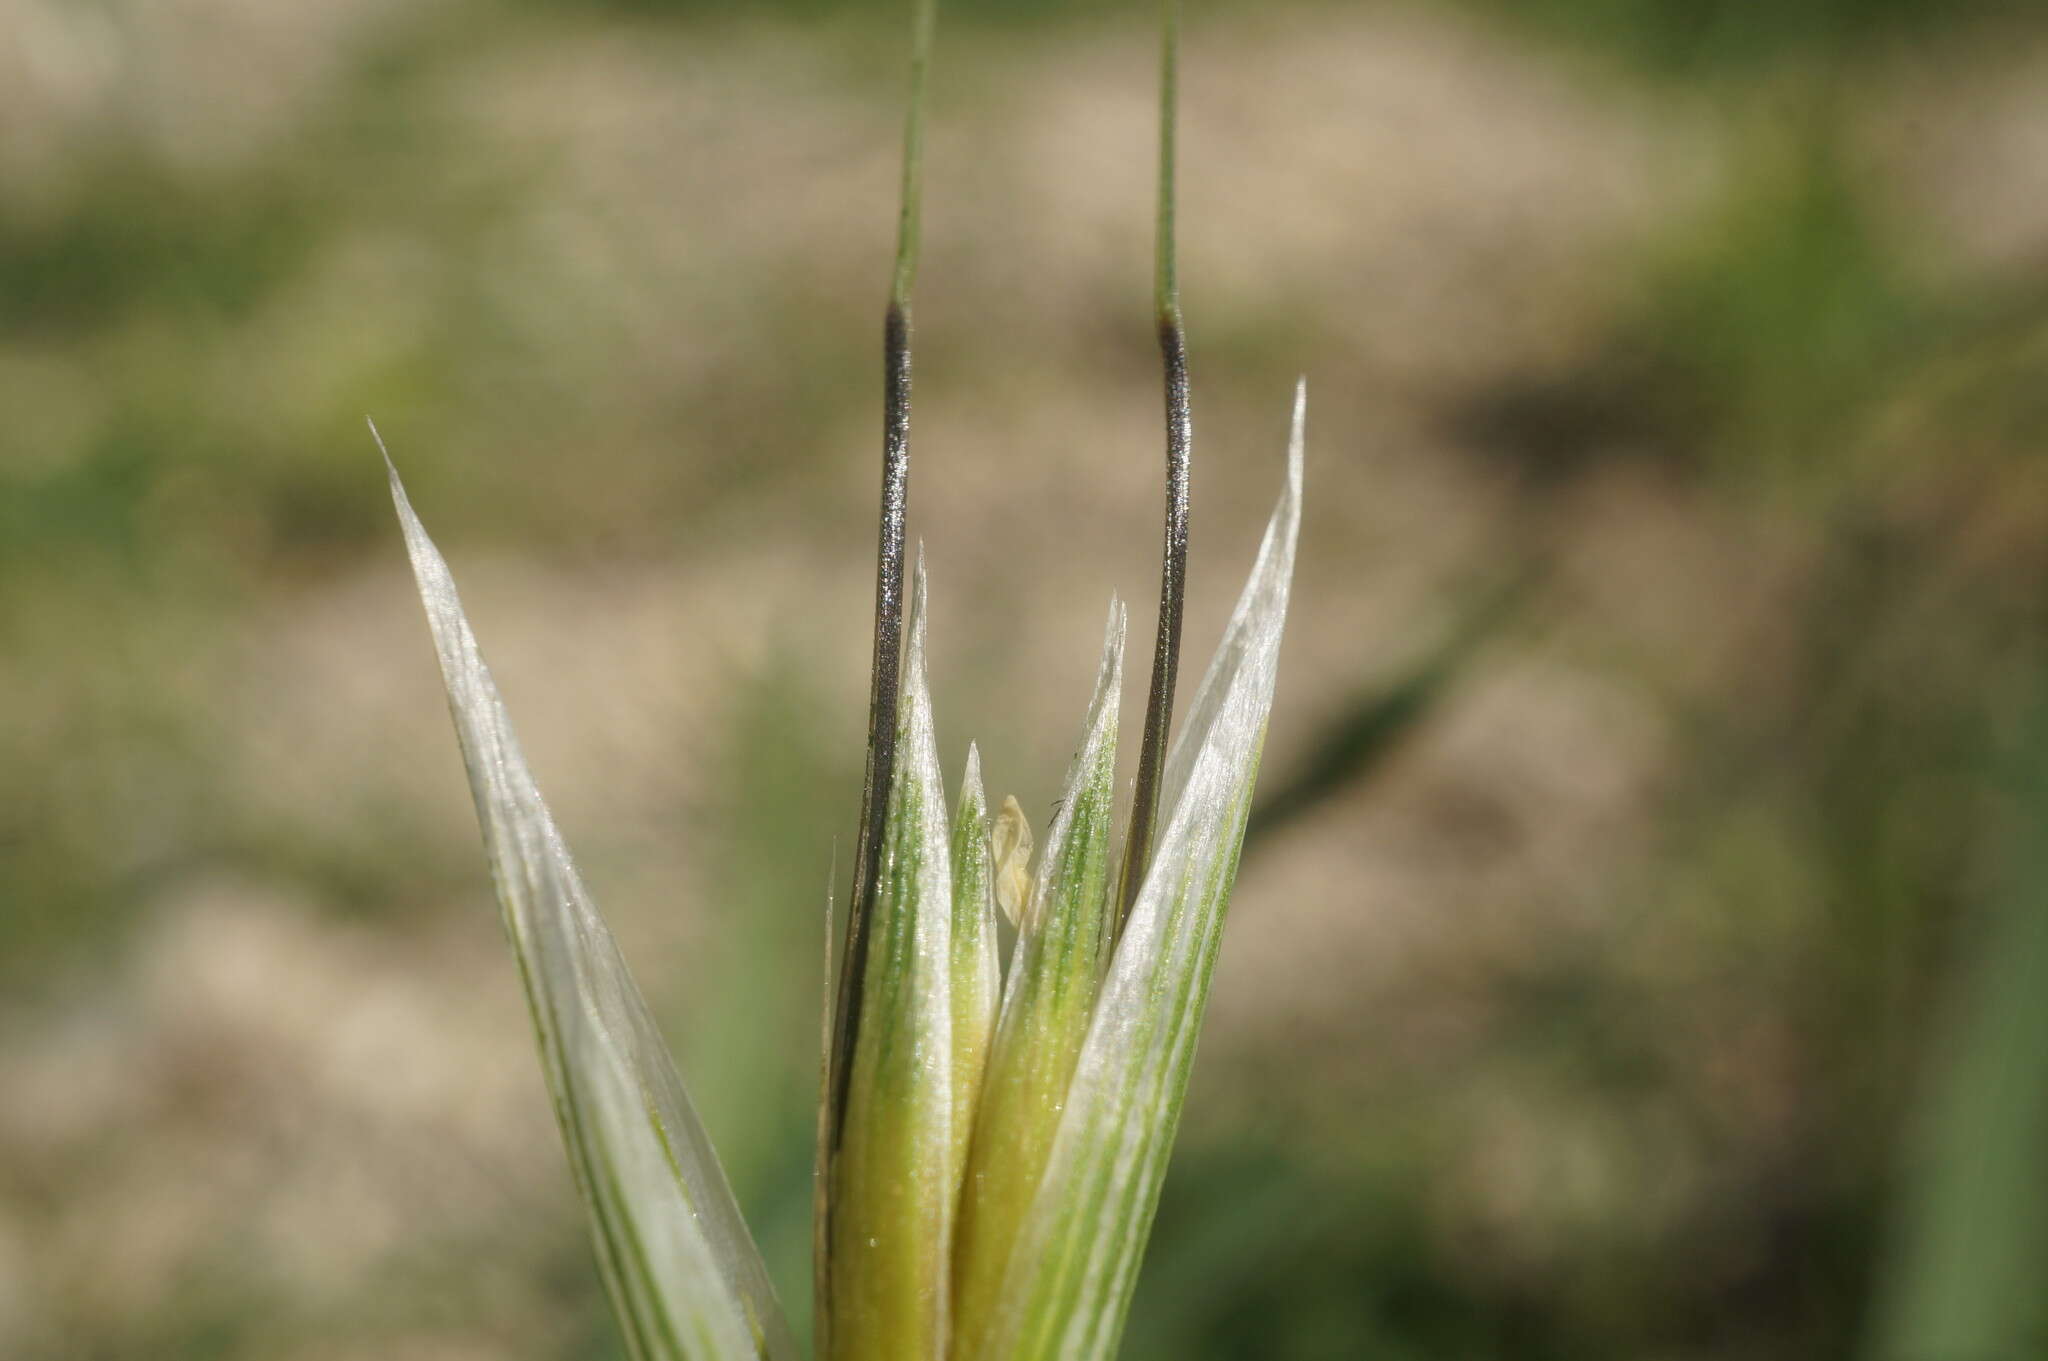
[3,0,2046,1358]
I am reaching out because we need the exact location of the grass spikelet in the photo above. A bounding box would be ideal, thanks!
[951,603,1128,1360]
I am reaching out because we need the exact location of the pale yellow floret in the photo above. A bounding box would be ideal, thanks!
[991,795,1035,929]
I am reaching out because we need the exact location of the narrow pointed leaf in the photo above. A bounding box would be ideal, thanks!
[949,744,1001,1185]
[829,556,955,1361]
[980,385,1304,1361]
[814,856,840,1361]
[953,602,1127,1360]
[384,452,797,1361]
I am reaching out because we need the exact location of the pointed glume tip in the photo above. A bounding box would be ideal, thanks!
[367,415,398,478]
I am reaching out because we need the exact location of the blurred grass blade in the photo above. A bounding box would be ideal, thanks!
[383,447,797,1361]
[829,555,956,1361]
[813,854,840,1361]
[953,601,1127,1360]
[1246,569,1528,847]
[980,385,1304,1361]
[1871,705,2048,1361]
[950,744,1000,1184]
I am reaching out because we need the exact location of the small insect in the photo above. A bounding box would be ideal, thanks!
[991,794,1035,930]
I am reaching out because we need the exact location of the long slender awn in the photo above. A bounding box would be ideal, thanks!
[828,0,935,1160]
[1116,0,1192,936]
